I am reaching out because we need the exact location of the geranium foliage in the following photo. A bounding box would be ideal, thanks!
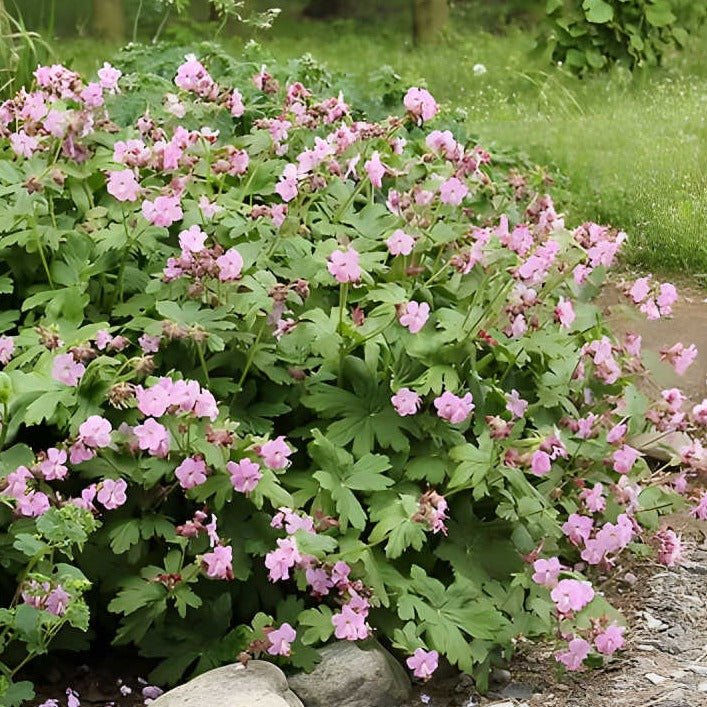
[0,41,705,705]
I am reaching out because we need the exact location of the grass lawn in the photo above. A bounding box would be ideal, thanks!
[52,8,707,279]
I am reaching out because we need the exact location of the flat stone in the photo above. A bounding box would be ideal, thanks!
[288,640,410,707]
[698,681,707,693]
[151,661,304,707]
[501,681,534,700]
[646,672,668,685]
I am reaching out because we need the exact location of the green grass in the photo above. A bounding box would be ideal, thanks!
[47,9,707,278]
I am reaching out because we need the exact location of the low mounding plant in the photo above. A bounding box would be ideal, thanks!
[539,0,706,73]
[0,40,705,705]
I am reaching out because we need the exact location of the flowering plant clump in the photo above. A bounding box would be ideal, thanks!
[0,41,704,703]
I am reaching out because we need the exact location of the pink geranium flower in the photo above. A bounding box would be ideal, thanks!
[0,335,14,365]
[612,444,641,474]
[141,195,183,228]
[332,605,369,641]
[39,448,68,481]
[434,391,474,424]
[327,247,361,283]
[258,436,292,469]
[386,229,415,256]
[406,648,439,680]
[550,579,594,614]
[403,87,438,122]
[202,545,233,580]
[660,342,698,376]
[505,389,528,419]
[52,353,85,387]
[96,478,127,510]
[594,625,625,655]
[227,459,262,493]
[133,418,170,457]
[555,296,576,329]
[364,151,386,188]
[399,301,430,334]
[98,62,121,92]
[439,176,468,206]
[216,248,244,281]
[78,415,113,448]
[106,170,140,202]
[267,623,296,656]
[265,537,301,581]
[391,388,422,416]
[275,164,298,202]
[178,225,207,254]
[556,637,591,671]
[532,557,561,588]
[530,449,552,476]
[175,457,208,489]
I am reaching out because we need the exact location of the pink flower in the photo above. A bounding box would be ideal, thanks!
[624,333,642,357]
[198,196,222,220]
[139,334,161,354]
[97,478,127,510]
[227,458,262,493]
[386,229,415,256]
[434,391,474,424]
[202,545,233,580]
[135,385,170,418]
[52,353,85,386]
[530,450,552,476]
[391,388,422,416]
[78,415,113,448]
[178,225,207,254]
[555,296,575,329]
[660,342,698,376]
[562,513,593,545]
[580,483,606,513]
[106,170,140,202]
[98,62,121,92]
[174,54,217,98]
[95,330,112,350]
[612,445,641,474]
[655,528,683,567]
[332,604,369,641]
[133,418,170,457]
[67,689,80,707]
[594,625,625,655]
[606,422,627,445]
[0,335,14,365]
[175,457,208,489]
[267,623,296,656]
[306,567,333,596]
[142,195,183,228]
[399,301,430,334]
[327,247,361,283]
[275,164,299,202]
[3,466,32,499]
[216,248,244,281]
[550,579,594,614]
[629,277,651,303]
[80,82,104,107]
[656,282,678,314]
[403,87,438,122]
[692,399,707,426]
[265,537,301,581]
[46,585,71,616]
[532,557,561,588]
[556,637,591,671]
[259,436,292,469]
[10,130,40,158]
[17,491,51,517]
[228,88,245,117]
[505,389,528,419]
[39,448,68,481]
[406,648,439,680]
[439,176,468,206]
[690,491,707,520]
[364,151,386,188]
[69,442,95,465]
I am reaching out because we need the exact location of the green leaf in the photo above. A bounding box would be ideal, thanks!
[583,0,613,24]
[109,519,142,554]
[298,605,335,645]
[645,1,676,27]
[448,433,495,489]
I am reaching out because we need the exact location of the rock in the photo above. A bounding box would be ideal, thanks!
[698,681,707,693]
[501,681,534,700]
[150,661,304,707]
[287,640,410,707]
[645,672,668,685]
[489,668,511,686]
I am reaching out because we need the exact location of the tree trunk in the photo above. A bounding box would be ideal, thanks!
[92,0,125,41]
[302,0,348,19]
[412,0,449,44]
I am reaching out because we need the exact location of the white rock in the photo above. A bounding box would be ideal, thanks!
[288,640,410,707]
[645,672,668,685]
[151,661,304,707]
[698,681,707,693]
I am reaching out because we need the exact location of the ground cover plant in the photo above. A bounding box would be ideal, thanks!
[0,40,705,706]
